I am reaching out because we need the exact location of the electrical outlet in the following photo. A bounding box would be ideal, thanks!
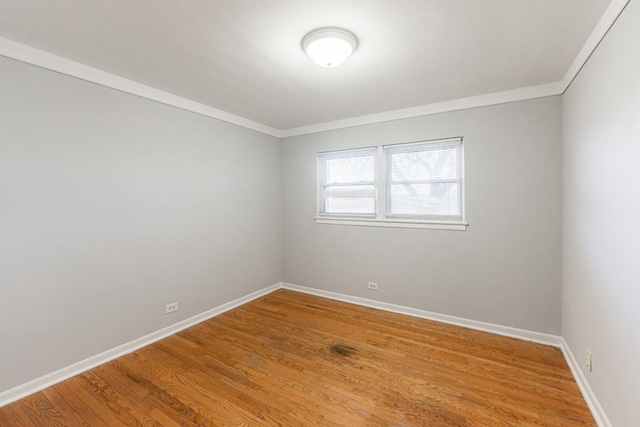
[367,282,379,290]
[165,302,179,314]
[586,350,592,372]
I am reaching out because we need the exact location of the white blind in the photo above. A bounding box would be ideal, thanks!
[384,138,463,221]
[318,148,376,216]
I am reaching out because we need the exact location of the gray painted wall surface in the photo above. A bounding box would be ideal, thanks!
[282,97,563,335]
[562,2,640,425]
[0,56,282,393]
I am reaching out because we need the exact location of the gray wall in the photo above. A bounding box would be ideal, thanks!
[0,56,282,393]
[562,1,640,425]
[282,97,563,334]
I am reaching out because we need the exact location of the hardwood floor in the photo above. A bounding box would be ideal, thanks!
[0,289,595,426]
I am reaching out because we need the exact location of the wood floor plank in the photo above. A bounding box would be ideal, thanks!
[65,375,131,426]
[3,403,36,427]
[142,344,287,423]
[81,369,162,427]
[19,391,70,427]
[152,341,316,426]
[0,406,15,426]
[49,381,108,427]
[156,336,326,426]
[107,360,215,427]
[91,364,179,427]
[42,387,94,427]
[0,289,596,426]
[119,350,264,425]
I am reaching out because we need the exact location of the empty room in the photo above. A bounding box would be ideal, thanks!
[0,1,638,426]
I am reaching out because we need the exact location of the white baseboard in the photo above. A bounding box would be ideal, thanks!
[560,339,612,427]
[281,283,563,347]
[1,281,610,427]
[0,283,281,408]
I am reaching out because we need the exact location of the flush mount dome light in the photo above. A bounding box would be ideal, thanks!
[302,27,358,68]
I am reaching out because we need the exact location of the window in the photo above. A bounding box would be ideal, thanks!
[317,138,466,230]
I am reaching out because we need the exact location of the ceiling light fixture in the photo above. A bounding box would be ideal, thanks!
[302,27,358,68]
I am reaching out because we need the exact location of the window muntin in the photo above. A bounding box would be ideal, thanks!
[317,138,464,225]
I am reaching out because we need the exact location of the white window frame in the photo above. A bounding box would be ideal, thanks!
[316,137,467,231]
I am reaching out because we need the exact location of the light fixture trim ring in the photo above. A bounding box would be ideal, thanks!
[301,27,359,52]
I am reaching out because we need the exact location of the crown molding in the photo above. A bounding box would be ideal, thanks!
[560,0,631,91]
[0,37,282,138]
[281,0,631,138]
[280,81,564,138]
[0,0,629,139]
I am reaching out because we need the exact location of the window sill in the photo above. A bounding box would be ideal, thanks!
[314,217,468,231]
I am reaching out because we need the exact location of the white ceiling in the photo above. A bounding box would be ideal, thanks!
[0,0,612,131]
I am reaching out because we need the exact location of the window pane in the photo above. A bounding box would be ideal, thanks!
[324,185,375,199]
[326,154,374,184]
[389,147,458,181]
[323,185,375,214]
[325,197,375,215]
[387,183,460,217]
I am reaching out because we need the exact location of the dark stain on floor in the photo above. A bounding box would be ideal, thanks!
[330,344,356,357]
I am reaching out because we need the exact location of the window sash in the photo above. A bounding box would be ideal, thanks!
[384,138,463,221]
[318,147,376,217]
